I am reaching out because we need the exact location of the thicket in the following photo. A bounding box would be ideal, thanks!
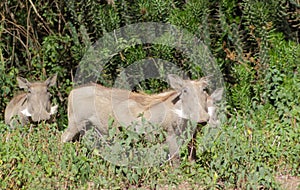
[0,0,299,189]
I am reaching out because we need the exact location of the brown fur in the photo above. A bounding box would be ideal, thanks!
[75,83,178,109]
[8,93,26,107]
[129,90,178,108]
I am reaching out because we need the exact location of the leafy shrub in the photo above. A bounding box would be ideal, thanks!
[0,0,299,189]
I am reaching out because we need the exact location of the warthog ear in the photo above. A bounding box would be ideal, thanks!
[17,77,31,90]
[168,74,184,90]
[45,73,57,87]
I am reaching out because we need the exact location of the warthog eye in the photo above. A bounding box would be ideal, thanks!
[202,87,209,93]
[182,88,188,93]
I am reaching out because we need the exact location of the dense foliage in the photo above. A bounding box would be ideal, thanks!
[0,0,299,189]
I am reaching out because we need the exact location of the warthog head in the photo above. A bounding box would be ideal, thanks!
[168,74,210,125]
[18,74,57,122]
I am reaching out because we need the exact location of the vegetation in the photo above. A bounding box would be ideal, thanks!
[0,0,299,189]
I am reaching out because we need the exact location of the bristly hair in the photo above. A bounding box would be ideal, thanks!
[129,90,178,108]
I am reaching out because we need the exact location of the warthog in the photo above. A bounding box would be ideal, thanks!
[5,74,58,127]
[61,74,222,162]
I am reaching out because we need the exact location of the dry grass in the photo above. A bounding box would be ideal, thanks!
[276,175,300,190]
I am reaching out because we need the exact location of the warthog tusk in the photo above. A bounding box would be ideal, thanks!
[208,106,215,117]
[50,105,58,115]
[172,108,188,119]
[21,108,32,116]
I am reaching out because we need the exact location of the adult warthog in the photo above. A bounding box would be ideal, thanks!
[5,74,58,127]
[61,74,222,162]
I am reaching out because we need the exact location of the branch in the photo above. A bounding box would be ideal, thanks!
[28,0,53,34]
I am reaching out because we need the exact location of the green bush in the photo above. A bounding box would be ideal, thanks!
[0,0,299,189]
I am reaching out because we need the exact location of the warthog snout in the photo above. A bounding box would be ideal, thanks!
[199,111,210,124]
[31,110,51,122]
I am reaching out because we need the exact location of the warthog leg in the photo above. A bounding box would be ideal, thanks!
[61,121,87,142]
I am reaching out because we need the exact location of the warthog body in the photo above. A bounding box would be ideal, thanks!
[61,74,222,161]
[5,75,58,127]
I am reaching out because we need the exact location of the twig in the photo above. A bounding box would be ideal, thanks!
[26,5,32,69]
[3,28,27,50]
[28,0,53,34]
[55,0,67,34]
